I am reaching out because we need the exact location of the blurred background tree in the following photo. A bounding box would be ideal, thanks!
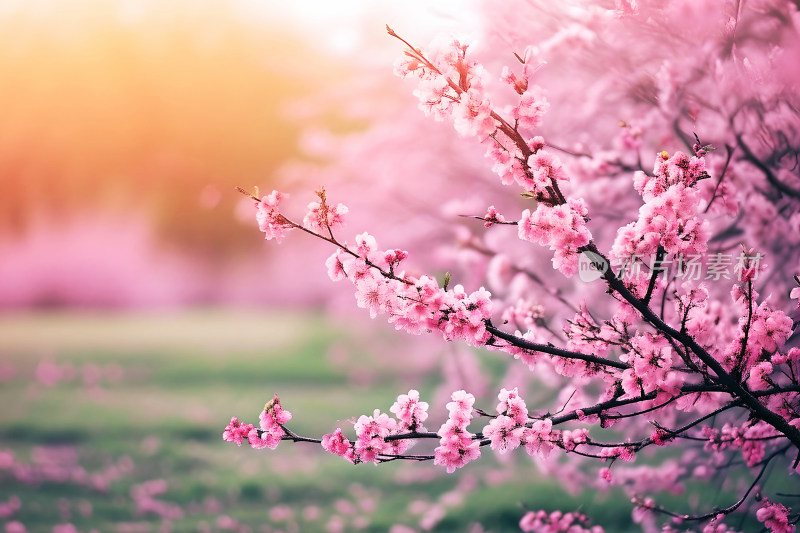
[0,0,319,254]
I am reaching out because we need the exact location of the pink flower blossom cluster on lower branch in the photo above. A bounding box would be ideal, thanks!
[222,394,291,450]
[223,387,609,478]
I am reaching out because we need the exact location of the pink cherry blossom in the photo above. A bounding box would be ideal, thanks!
[523,419,560,460]
[353,409,405,463]
[483,415,525,454]
[390,389,429,432]
[756,499,794,533]
[255,190,294,243]
[513,91,549,130]
[746,361,773,392]
[434,390,480,473]
[518,199,592,277]
[222,417,254,447]
[321,428,355,463]
[482,205,507,227]
[303,199,348,233]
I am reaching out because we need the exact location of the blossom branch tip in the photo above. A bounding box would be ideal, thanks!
[235,186,260,202]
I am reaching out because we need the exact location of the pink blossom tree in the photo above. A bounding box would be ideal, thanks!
[225,1,800,531]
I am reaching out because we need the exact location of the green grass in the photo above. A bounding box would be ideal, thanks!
[0,310,641,532]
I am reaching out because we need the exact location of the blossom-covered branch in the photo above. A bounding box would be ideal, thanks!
[225,17,800,533]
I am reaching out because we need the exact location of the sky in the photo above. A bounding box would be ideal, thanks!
[239,0,480,55]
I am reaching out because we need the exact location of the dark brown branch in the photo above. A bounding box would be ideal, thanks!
[643,246,666,305]
[736,134,800,199]
[485,321,629,370]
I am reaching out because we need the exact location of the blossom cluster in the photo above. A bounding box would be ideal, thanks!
[483,387,529,454]
[351,409,409,463]
[619,333,679,398]
[254,190,293,243]
[392,31,591,276]
[518,198,592,276]
[320,390,430,464]
[433,390,481,473]
[757,500,795,533]
[701,420,781,468]
[612,151,710,289]
[222,394,291,450]
[325,235,493,347]
[393,33,496,138]
[390,389,429,432]
[302,196,348,233]
[249,188,497,347]
[717,285,795,386]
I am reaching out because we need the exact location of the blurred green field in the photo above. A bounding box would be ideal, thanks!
[0,310,642,532]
